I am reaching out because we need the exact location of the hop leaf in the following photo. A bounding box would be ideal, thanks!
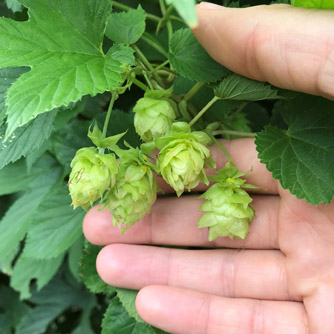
[133,97,176,142]
[68,147,119,211]
[198,162,255,241]
[156,122,215,196]
[103,162,158,233]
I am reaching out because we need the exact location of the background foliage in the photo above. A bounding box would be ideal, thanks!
[0,0,333,333]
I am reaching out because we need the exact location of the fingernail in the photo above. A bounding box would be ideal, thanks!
[198,2,224,9]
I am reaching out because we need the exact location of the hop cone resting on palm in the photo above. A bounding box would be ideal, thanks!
[199,162,256,241]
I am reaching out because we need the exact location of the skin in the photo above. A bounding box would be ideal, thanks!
[83,3,334,333]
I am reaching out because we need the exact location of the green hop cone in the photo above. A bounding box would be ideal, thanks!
[68,147,119,211]
[133,97,176,142]
[104,162,158,233]
[198,162,256,241]
[156,122,215,196]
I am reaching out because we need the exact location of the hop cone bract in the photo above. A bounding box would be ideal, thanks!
[69,147,119,211]
[198,162,255,241]
[104,162,158,233]
[133,97,176,142]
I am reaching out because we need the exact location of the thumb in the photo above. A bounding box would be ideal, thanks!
[192,3,334,99]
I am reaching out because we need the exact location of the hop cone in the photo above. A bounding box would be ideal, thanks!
[69,147,118,211]
[104,162,158,233]
[156,122,215,196]
[133,97,176,142]
[198,162,255,241]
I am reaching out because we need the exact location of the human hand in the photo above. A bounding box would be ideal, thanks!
[83,3,334,333]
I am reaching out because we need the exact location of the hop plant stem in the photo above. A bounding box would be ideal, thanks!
[184,82,204,102]
[102,91,118,139]
[189,96,219,127]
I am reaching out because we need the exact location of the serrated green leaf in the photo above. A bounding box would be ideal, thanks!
[0,0,123,137]
[106,5,146,45]
[0,110,56,169]
[291,0,334,8]
[107,44,136,66]
[165,0,197,27]
[5,0,22,12]
[0,160,61,262]
[169,28,229,83]
[10,254,64,299]
[0,67,28,125]
[255,94,334,205]
[116,288,144,323]
[101,297,155,334]
[22,183,85,259]
[79,241,115,295]
[0,244,19,275]
[214,74,282,101]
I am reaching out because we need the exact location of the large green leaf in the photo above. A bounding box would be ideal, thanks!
[0,0,123,137]
[214,74,282,101]
[0,110,56,169]
[101,297,155,334]
[169,28,229,83]
[0,67,28,125]
[22,183,85,259]
[291,0,334,9]
[106,5,146,44]
[10,254,64,299]
[165,0,197,27]
[255,94,334,205]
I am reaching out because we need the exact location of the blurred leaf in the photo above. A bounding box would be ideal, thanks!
[165,0,197,27]
[0,159,62,262]
[0,285,30,331]
[291,0,334,8]
[16,275,93,334]
[0,110,56,169]
[22,183,85,259]
[0,154,60,196]
[106,5,146,44]
[68,236,84,282]
[169,28,229,83]
[5,0,22,12]
[79,241,115,295]
[10,254,65,299]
